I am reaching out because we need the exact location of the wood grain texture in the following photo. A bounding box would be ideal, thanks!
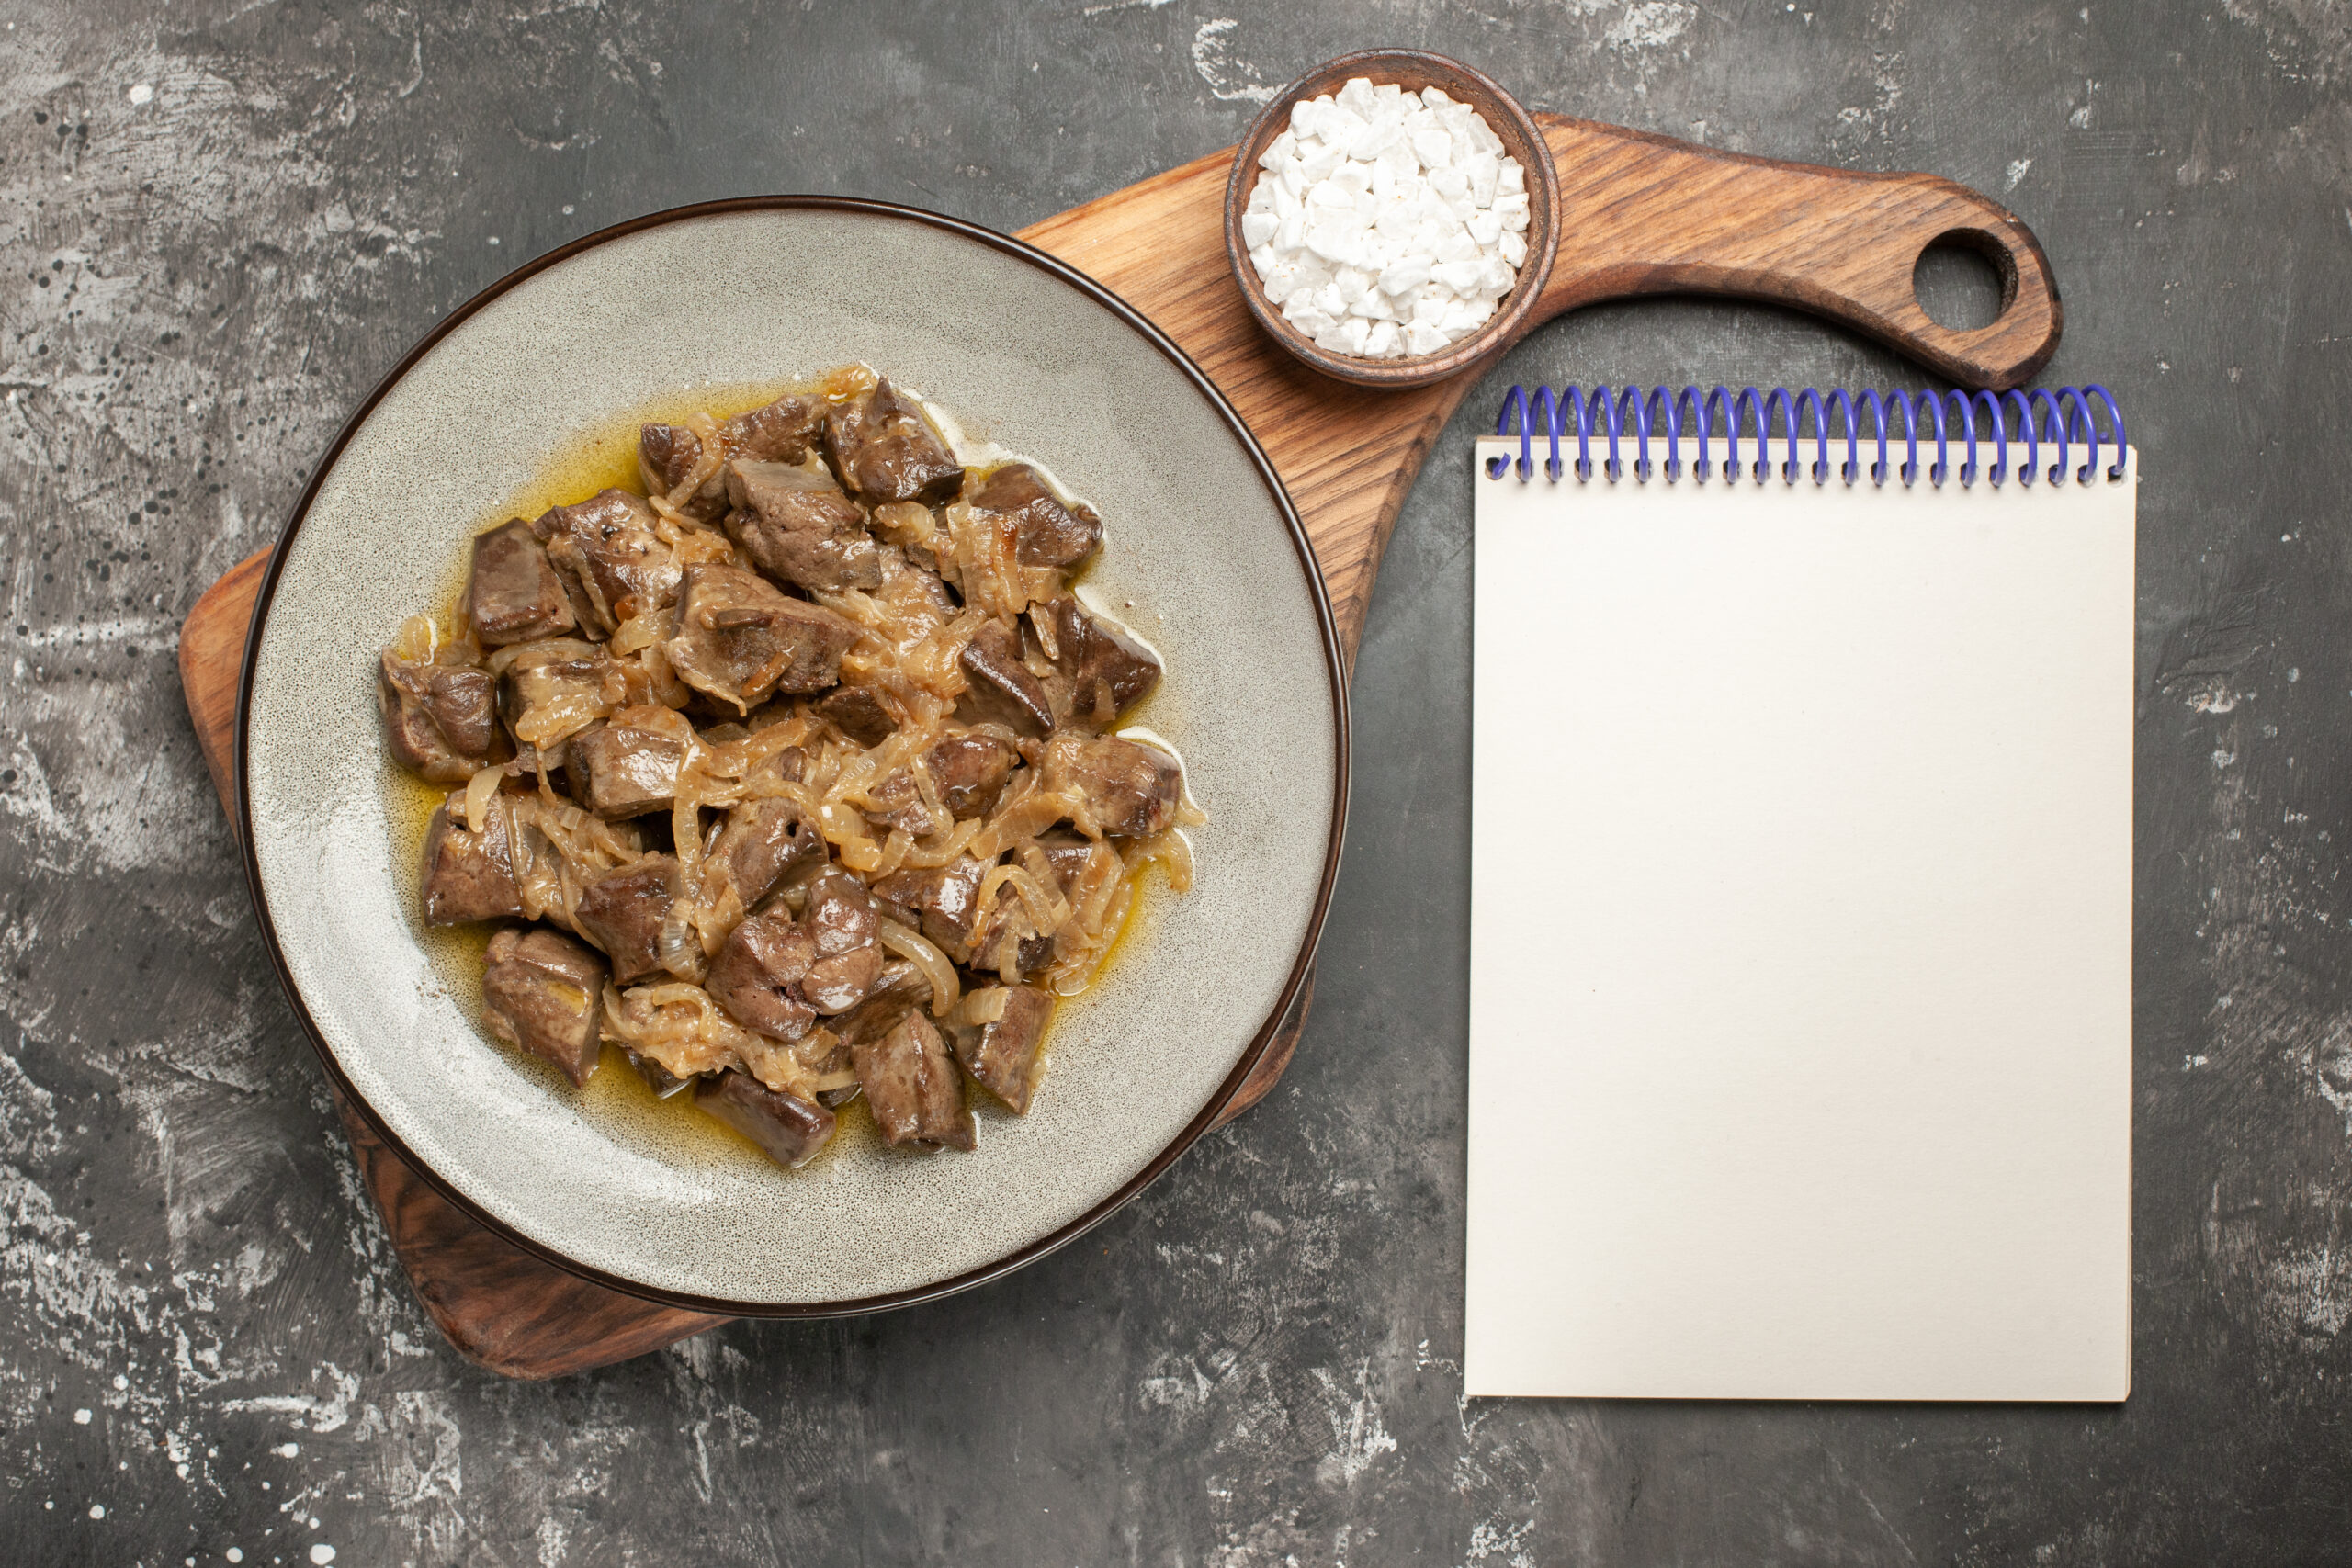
[176,119,2060,1377]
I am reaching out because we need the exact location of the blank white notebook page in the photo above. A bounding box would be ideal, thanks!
[1464,438,2135,1402]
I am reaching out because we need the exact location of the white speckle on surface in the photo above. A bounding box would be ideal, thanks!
[74,1406,90,1423]
[88,1504,105,1519]
[274,1441,300,1458]
[1188,18,1279,104]
[2007,156,2033,188]
[128,82,153,104]
[227,1551,243,1563]
[1603,1,1696,53]
[1309,1360,1398,1486]
[310,1546,336,1565]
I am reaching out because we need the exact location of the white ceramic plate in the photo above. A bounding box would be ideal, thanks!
[237,198,1347,1314]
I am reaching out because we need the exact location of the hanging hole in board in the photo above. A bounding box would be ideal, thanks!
[1912,230,2017,333]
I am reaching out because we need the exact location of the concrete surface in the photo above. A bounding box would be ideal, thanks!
[3,0,2346,1562]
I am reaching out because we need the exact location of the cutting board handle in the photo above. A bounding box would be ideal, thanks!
[1532,115,2061,392]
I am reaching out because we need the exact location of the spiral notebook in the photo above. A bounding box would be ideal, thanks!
[1464,388,2136,1402]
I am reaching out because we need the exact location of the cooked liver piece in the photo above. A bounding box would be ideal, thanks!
[871,854,989,960]
[705,911,819,1041]
[665,563,862,713]
[638,424,729,523]
[496,644,622,770]
[972,463,1103,568]
[380,653,503,782]
[722,394,822,464]
[710,795,826,911]
[820,378,965,504]
[816,685,897,746]
[1041,734,1182,839]
[1046,597,1162,730]
[924,732,1017,817]
[481,927,608,1087]
[531,488,682,633]
[639,423,702,492]
[572,854,680,985]
[860,772,944,840]
[798,868,883,1014]
[569,710,690,819]
[853,1011,976,1149]
[954,986,1055,1113]
[1034,829,1098,889]
[466,518,577,647]
[968,896,1057,982]
[423,795,523,924]
[627,1048,695,1099]
[957,618,1054,736]
[695,1070,836,1168]
[723,459,882,592]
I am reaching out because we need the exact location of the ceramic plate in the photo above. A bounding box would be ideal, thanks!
[237,198,1346,1314]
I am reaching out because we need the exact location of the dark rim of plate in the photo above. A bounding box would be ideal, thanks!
[232,194,1351,1319]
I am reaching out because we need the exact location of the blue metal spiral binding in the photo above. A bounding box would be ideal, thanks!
[1489,383,2129,489]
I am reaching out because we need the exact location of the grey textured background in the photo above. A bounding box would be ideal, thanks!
[0,0,2339,1563]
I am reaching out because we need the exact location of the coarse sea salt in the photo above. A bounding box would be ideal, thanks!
[1243,77,1530,360]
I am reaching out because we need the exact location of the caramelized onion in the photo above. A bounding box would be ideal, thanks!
[876,918,960,1017]
[462,764,504,835]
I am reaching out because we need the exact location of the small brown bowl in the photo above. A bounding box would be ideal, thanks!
[1224,50,1562,390]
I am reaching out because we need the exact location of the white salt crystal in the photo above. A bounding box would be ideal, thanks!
[1380,256,1433,296]
[1302,224,1348,265]
[1432,258,1486,294]
[1404,319,1450,355]
[1464,151,1500,207]
[1352,119,1403,161]
[1246,81,1529,359]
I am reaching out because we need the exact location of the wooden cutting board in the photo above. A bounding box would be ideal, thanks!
[177,115,2060,1378]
